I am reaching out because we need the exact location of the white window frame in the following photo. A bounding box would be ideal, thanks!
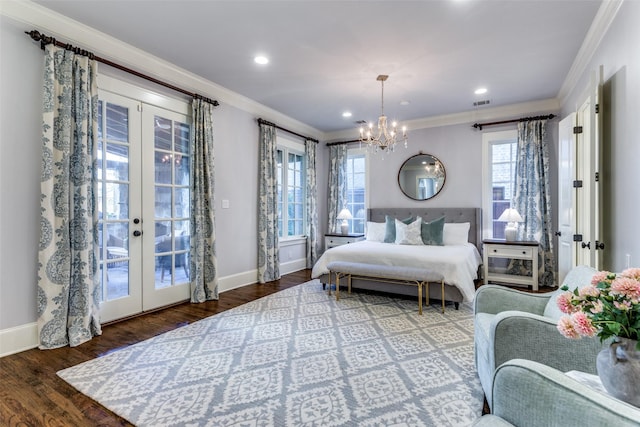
[345,147,368,234]
[276,135,306,241]
[481,130,518,239]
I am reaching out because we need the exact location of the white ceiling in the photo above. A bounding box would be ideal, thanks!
[32,0,603,133]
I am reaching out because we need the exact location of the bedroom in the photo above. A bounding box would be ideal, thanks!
[1,0,639,424]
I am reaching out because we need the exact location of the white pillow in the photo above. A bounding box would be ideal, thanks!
[366,221,386,242]
[443,222,470,245]
[395,217,423,245]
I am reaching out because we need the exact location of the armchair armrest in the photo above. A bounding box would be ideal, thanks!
[474,285,551,316]
[490,359,640,427]
[491,311,603,374]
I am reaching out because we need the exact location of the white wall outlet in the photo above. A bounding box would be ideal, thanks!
[626,253,631,269]
[222,199,230,209]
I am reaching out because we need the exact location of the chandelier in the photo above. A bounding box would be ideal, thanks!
[359,75,408,153]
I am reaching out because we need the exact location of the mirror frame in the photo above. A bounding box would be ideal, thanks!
[397,153,446,201]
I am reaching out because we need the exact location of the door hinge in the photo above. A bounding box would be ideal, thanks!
[573,180,583,188]
[573,234,583,242]
[595,171,600,182]
[595,103,600,114]
[573,126,583,134]
[137,104,142,112]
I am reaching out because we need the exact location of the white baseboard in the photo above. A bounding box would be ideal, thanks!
[0,322,38,358]
[0,259,308,358]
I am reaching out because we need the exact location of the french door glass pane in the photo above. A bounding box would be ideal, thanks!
[98,101,131,302]
[154,115,191,288]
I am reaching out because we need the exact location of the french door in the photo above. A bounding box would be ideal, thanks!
[97,90,191,323]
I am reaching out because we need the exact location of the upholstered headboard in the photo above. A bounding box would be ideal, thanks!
[367,208,482,253]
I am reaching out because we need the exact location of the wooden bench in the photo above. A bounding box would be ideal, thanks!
[326,261,446,314]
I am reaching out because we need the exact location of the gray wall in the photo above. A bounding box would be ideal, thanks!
[368,124,484,208]
[560,0,640,272]
[0,16,43,330]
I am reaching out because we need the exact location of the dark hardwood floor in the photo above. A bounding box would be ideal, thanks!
[0,269,311,427]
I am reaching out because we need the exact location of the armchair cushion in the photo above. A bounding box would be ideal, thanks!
[472,359,640,427]
[474,265,601,410]
[542,264,600,321]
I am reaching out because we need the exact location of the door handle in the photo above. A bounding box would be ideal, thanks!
[133,230,142,237]
[581,241,591,249]
[595,240,605,250]
[133,218,141,224]
[554,231,561,237]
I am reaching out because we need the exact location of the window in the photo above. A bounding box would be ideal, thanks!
[276,137,305,238]
[345,149,367,234]
[482,130,517,239]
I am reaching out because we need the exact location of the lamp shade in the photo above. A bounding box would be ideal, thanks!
[498,208,523,223]
[337,208,353,220]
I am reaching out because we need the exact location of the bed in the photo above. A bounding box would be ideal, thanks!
[312,208,483,305]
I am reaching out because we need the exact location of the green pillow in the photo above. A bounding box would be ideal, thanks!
[421,216,445,246]
[384,215,414,243]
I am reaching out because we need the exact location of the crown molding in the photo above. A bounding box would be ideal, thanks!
[557,0,623,106]
[1,0,323,139]
[323,98,560,142]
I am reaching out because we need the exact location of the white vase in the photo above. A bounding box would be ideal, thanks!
[596,337,640,407]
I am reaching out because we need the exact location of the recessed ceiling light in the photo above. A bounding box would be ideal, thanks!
[342,111,352,118]
[254,55,269,65]
[475,87,488,95]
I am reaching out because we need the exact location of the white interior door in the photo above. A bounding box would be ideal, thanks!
[557,113,576,284]
[558,68,603,280]
[97,91,191,322]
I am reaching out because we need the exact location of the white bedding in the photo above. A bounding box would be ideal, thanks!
[311,240,482,302]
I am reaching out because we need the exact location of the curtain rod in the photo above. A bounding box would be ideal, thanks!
[472,114,555,131]
[25,30,219,106]
[326,139,359,147]
[257,118,319,143]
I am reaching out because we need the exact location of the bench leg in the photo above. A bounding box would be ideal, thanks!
[440,279,445,313]
[336,273,340,300]
[418,282,423,315]
[327,271,332,296]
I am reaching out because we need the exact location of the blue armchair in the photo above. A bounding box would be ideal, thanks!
[474,265,604,409]
[472,359,640,427]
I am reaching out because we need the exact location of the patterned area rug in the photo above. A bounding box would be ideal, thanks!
[58,280,483,426]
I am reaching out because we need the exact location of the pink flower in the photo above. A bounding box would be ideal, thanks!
[610,277,640,299]
[579,285,600,298]
[621,268,640,281]
[590,299,604,314]
[557,316,580,339]
[556,292,576,314]
[572,312,597,337]
[614,300,632,311]
[591,271,612,285]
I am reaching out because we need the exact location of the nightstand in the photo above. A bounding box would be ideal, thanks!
[324,233,365,250]
[483,239,539,291]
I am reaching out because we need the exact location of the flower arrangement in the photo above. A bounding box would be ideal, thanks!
[557,268,640,350]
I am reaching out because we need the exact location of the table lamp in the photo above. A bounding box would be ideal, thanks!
[498,208,523,241]
[337,208,352,235]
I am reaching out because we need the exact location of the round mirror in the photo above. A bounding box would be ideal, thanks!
[397,153,446,200]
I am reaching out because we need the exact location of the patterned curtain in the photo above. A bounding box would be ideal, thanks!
[37,45,101,349]
[258,123,280,283]
[305,139,318,268]
[190,98,218,302]
[512,119,555,287]
[327,145,348,234]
